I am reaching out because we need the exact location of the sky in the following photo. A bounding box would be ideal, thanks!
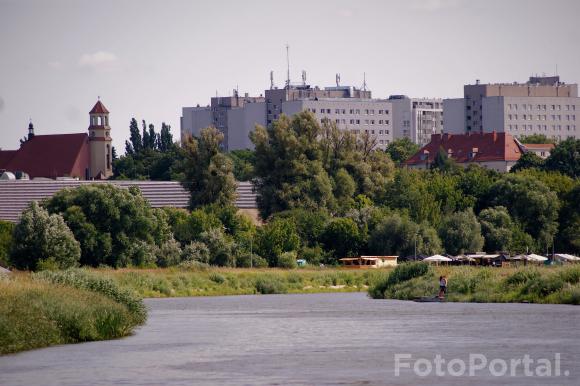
[1,0,579,152]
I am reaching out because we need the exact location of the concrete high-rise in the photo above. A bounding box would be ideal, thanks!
[389,96,443,146]
[444,76,580,141]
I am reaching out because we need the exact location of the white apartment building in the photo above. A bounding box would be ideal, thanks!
[181,83,394,150]
[443,76,580,141]
[389,96,443,146]
[282,98,393,148]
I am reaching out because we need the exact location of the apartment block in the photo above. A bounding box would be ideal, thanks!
[389,96,443,146]
[181,82,395,150]
[444,76,580,141]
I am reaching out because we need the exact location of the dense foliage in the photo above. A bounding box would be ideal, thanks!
[182,127,237,208]
[43,185,173,268]
[0,220,13,267]
[10,202,81,270]
[114,118,183,180]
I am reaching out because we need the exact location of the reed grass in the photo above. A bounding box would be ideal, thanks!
[0,271,146,355]
[368,264,580,305]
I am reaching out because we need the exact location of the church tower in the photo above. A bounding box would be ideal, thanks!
[88,99,113,179]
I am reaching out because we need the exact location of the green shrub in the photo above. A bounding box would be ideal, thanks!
[277,251,298,269]
[368,262,431,299]
[0,220,13,268]
[0,279,137,355]
[208,272,226,284]
[10,202,81,271]
[255,276,288,294]
[33,269,146,324]
[155,238,182,267]
[178,260,210,270]
[180,241,210,264]
[236,252,265,268]
[505,269,541,287]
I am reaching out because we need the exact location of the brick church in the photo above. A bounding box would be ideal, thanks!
[0,100,113,180]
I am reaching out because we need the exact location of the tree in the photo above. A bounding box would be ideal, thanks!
[557,184,580,254]
[182,127,237,208]
[200,227,236,266]
[0,220,14,267]
[385,137,420,164]
[256,218,301,267]
[544,138,580,178]
[438,209,484,255]
[519,134,555,144]
[228,149,255,181]
[10,202,81,270]
[320,218,363,261]
[368,213,441,257]
[478,206,514,253]
[251,112,394,219]
[44,184,172,267]
[431,146,456,172]
[510,152,545,173]
[158,123,173,152]
[273,208,330,248]
[127,118,142,154]
[485,174,559,248]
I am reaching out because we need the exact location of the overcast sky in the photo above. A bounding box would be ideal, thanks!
[1,0,579,152]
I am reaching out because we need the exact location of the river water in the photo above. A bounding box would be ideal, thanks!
[0,292,578,385]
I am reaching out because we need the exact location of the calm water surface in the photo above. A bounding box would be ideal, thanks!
[0,292,578,385]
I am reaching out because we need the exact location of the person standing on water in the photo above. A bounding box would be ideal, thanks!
[438,276,448,299]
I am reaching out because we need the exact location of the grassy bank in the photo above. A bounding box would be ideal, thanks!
[368,263,580,305]
[100,267,380,298]
[0,270,146,355]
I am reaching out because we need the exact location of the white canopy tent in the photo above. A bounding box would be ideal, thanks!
[423,255,453,263]
[554,254,580,262]
[525,254,548,262]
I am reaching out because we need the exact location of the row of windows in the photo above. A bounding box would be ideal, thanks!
[308,108,390,115]
[508,124,577,131]
[508,114,576,121]
[332,119,391,125]
[350,129,391,136]
[507,103,577,111]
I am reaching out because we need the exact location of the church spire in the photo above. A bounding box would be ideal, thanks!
[28,119,35,140]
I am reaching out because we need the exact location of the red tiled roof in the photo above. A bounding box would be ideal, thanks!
[521,143,555,150]
[89,100,109,114]
[0,150,18,170]
[3,134,90,179]
[406,132,522,165]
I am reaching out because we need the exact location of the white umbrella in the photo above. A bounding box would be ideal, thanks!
[555,254,580,262]
[423,255,453,262]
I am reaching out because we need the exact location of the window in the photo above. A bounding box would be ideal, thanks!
[371,120,375,124]
[335,109,340,114]
[379,110,384,114]
[365,109,369,115]
[356,109,360,114]
[370,109,375,115]
[350,119,354,124]
[327,109,331,114]
[356,119,360,124]
[379,130,383,134]
[551,105,556,110]
[371,130,375,134]
[365,119,369,124]
[557,105,561,110]
[386,120,390,124]
[335,119,340,123]
[349,109,354,114]
[523,104,527,110]
[105,131,109,137]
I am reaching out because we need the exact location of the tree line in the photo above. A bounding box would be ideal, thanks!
[1,112,579,270]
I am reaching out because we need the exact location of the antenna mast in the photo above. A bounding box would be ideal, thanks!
[286,44,290,88]
[362,72,368,91]
[270,70,275,89]
[335,73,341,87]
[302,70,306,86]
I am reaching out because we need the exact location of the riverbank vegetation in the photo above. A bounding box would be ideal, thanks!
[368,263,580,305]
[101,267,378,297]
[0,269,146,355]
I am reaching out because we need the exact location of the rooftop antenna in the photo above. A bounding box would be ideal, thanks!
[285,44,291,88]
[362,72,368,91]
[336,73,341,87]
[556,64,558,76]
[301,70,306,86]
[270,70,275,89]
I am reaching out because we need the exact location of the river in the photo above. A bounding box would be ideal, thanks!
[0,292,578,385]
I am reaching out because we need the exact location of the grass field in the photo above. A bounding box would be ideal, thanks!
[100,267,380,297]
